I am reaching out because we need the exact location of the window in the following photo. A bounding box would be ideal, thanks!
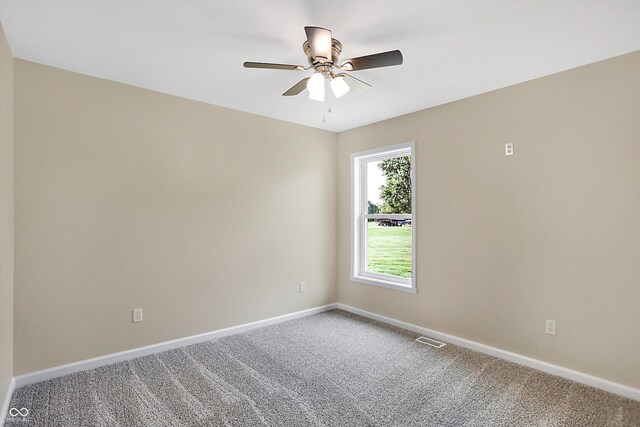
[351,142,416,293]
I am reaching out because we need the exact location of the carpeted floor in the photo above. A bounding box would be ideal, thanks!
[5,310,640,426]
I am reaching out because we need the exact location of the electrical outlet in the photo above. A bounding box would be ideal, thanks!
[505,143,514,156]
[545,319,556,336]
[133,308,143,323]
[299,282,306,293]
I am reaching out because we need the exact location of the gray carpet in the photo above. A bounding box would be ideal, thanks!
[5,310,640,426]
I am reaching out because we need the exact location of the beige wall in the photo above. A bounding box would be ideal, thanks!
[337,51,640,389]
[0,21,14,401]
[14,60,337,374]
[11,49,640,390]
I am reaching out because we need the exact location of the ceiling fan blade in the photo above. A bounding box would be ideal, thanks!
[341,73,371,94]
[283,78,311,96]
[244,62,304,71]
[304,26,332,62]
[341,50,403,71]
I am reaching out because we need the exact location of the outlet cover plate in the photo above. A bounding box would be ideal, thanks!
[546,319,556,335]
[505,143,514,156]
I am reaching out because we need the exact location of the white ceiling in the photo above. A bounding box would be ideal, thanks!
[1,0,639,132]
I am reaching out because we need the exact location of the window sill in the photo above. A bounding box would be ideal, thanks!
[349,275,417,294]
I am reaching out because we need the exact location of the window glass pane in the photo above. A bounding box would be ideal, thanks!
[364,154,413,279]
[366,219,412,278]
[366,155,412,215]
[366,160,383,214]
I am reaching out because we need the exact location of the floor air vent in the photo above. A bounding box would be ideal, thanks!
[415,336,446,348]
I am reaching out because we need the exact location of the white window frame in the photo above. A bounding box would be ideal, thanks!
[350,141,416,293]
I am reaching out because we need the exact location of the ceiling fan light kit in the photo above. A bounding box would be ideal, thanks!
[330,75,350,98]
[244,26,403,102]
[307,72,325,101]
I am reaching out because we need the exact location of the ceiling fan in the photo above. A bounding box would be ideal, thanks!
[243,26,403,102]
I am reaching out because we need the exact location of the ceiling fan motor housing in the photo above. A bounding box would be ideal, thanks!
[303,38,343,67]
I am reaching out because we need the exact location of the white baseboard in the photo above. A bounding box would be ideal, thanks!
[12,302,639,403]
[0,377,16,427]
[14,303,338,388]
[336,303,640,402]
